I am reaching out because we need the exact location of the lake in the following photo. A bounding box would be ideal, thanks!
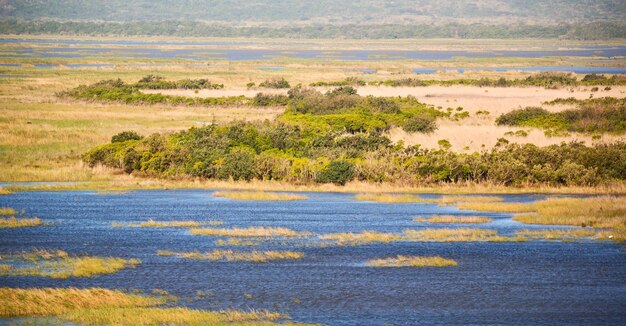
[1,190,625,325]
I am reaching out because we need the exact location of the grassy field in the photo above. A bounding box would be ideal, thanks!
[1,36,625,193]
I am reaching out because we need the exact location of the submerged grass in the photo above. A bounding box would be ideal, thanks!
[319,231,402,246]
[515,229,606,240]
[353,193,430,203]
[114,219,223,228]
[413,215,492,224]
[190,226,310,238]
[213,191,307,201]
[0,287,163,317]
[0,216,44,228]
[0,207,16,215]
[368,255,458,268]
[0,288,308,325]
[163,250,304,262]
[457,202,535,213]
[0,250,140,279]
[215,238,263,246]
[436,195,504,205]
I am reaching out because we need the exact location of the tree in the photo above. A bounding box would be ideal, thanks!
[316,160,355,185]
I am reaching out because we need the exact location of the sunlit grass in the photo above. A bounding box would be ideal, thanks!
[403,228,526,242]
[59,307,296,326]
[320,231,402,246]
[368,255,458,268]
[0,207,16,215]
[0,216,44,228]
[413,215,492,224]
[0,187,12,195]
[0,250,140,279]
[190,226,310,238]
[215,238,262,246]
[436,195,504,205]
[0,287,163,317]
[354,193,430,203]
[515,229,606,240]
[213,191,307,201]
[162,250,304,262]
[457,202,535,213]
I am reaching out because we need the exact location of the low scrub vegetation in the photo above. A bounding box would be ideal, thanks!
[0,250,140,279]
[136,74,223,90]
[259,78,290,89]
[368,255,458,268]
[162,250,304,262]
[496,97,626,134]
[190,226,309,238]
[213,191,307,201]
[413,215,492,224]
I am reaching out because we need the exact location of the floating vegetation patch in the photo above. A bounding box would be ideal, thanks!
[413,215,492,224]
[368,255,458,268]
[0,288,306,325]
[319,231,402,246]
[213,191,307,201]
[353,193,430,203]
[215,238,263,247]
[0,216,44,228]
[436,196,504,205]
[190,226,311,238]
[113,219,223,228]
[514,229,608,241]
[0,207,16,215]
[403,228,525,242]
[160,250,304,263]
[0,250,140,279]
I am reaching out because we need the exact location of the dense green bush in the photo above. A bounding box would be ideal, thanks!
[111,131,143,143]
[259,78,291,89]
[315,160,355,185]
[403,115,437,133]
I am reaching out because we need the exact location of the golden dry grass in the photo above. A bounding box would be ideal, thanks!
[190,226,310,238]
[436,195,504,205]
[0,207,16,215]
[402,228,526,242]
[0,216,44,228]
[457,202,536,213]
[215,238,263,246]
[413,215,492,224]
[0,250,140,279]
[0,188,12,195]
[0,287,163,317]
[213,191,307,201]
[59,307,296,326]
[515,229,604,240]
[319,231,402,246]
[368,255,458,268]
[353,193,431,203]
[164,250,304,262]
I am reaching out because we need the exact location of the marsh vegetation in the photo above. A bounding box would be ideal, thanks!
[368,255,458,268]
[159,250,304,263]
[213,191,307,201]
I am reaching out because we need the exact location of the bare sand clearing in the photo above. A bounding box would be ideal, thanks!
[357,86,626,116]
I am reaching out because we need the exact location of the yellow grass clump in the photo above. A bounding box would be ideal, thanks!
[213,191,307,201]
[403,228,526,242]
[436,195,504,205]
[319,231,402,246]
[0,216,44,228]
[59,307,295,326]
[413,215,492,224]
[190,226,309,238]
[0,207,16,215]
[457,202,535,213]
[140,220,201,228]
[515,229,603,240]
[368,255,458,268]
[0,287,163,317]
[165,250,304,263]
[0,250,140,279]
[353,193,431,203]
[215,238,262,246]
[0,188,11,195]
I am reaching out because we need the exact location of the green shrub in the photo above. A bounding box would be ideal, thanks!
[403,115,437,133]
[111,131,143,143]
[259,78,290,89]
[316,160,355,185]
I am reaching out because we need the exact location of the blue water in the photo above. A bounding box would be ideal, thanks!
[1,190,625,325]
[3,38,626,61]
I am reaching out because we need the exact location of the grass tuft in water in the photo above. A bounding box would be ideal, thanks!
[319,231,402,246]
[368,255,458,268]
[413,215,492,224]
[213,191,307,201]
[0,250,140,279]
[190,226,310,238]
[403,228,525,242]
[0,207,16,215]
[161,250,304,262]
[0,216,44,228]
[353,193,430,203]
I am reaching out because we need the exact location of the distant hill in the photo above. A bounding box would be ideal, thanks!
[1,0,624,25]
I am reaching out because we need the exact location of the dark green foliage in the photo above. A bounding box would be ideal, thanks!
[315,160,355,185]
[498,97,626,133]
[251,93,290,106]
[310,77,366,87]
[326,86,357,97]
[111,131,143,143]
[217,146,257,181]
[258,78,290,89]
[403,115,437,133]
[136,75,224,90]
